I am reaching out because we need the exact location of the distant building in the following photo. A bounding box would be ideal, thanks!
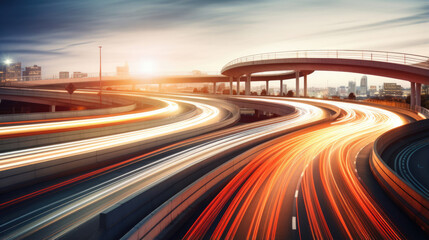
[328,87,337,96]
[360,75,368,96]
[73,72,88,78]
[59,71,69,79]
[3,62,22,81]
[338,86,347,97]
[369,85,377,97]
[348,81,356,94]
[116,63,129,76]
[380,83,402,97]
[22,65,41,81]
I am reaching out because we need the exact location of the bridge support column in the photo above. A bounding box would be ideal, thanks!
[410,82,416,110]
[50,105,56,112]
[245,74,251,95]
[280,80,284,96]
[295,71,300,97]
[416,83,422,107]
[237,76,240,95]
[213,82,217,94]
[229,77,233,95]
[304,75,308,97]
[266,81,269,95]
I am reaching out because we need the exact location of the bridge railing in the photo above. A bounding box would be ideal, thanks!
[222,50,429,72]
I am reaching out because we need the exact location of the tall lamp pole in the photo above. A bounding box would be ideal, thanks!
[99,46,102,107]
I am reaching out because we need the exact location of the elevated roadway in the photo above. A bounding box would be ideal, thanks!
[2,72,312,96]
[142,98,426,239]
[0,96,330,239]
[221,50,429,108]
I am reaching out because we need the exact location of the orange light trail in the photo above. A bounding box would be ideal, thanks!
[0,98,175,139]
[184,100,408,239]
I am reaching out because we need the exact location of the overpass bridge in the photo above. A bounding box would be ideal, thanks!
[221,50,429,108]
[2,72,311,95]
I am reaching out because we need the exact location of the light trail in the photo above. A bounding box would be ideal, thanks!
[0,97,176,139]
[0,98,324,239]
[0,98,217,171]
[394,139,429,198]
[184,99,409,239]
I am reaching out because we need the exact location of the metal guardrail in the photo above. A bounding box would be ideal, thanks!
[222,50,429,72]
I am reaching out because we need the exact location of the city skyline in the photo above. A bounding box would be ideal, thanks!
[1,0,428,88]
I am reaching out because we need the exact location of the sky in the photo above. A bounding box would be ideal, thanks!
[1,0,428,88]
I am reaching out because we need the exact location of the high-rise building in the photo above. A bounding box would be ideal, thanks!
[59,71,69,79]
[73,72,88,78]
[348,81,356,94]
[4,62,22,81]
[22,65,41,81]
[360,75,368,96]
[117,63,129,76]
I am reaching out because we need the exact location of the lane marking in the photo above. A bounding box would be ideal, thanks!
[292,216,297,230]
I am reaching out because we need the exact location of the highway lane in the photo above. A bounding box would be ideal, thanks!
[0,98,174,139]
[183,99,420,239]
[0,88,190,139]
[394,138,429,198]
[0,97,219,172]
[0,98,326,239]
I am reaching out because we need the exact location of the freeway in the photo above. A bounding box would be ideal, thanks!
[183,99,426,239]
[0,93,236,192]
[0,97,175,139]
[0,97,328,239]
[393,138,429,198]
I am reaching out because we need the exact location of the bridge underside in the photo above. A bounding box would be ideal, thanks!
[222,58,429,107]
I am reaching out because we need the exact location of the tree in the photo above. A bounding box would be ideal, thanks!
[193,88,198,93]
[260,89,267,96]
[286,90,294,97]
[201,87,209,93]
[348,92,356,100]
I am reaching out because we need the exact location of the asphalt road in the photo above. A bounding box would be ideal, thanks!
[180,99,427,239]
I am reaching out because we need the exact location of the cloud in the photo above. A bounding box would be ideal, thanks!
[0,49,64,56]
[50,41,95,51]
[311,4,429,37]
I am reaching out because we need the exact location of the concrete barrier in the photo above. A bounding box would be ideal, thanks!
[370,119,429,232]
[120,102,340,240]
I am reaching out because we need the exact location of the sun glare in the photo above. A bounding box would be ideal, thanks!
[137,59,158,75]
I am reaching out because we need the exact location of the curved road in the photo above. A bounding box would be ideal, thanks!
[183,99,425,239]
[0,96,327,239]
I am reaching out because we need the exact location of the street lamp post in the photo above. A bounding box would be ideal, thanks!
[99,46,102,107]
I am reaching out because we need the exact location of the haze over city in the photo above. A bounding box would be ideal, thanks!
[1,0,428,87]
